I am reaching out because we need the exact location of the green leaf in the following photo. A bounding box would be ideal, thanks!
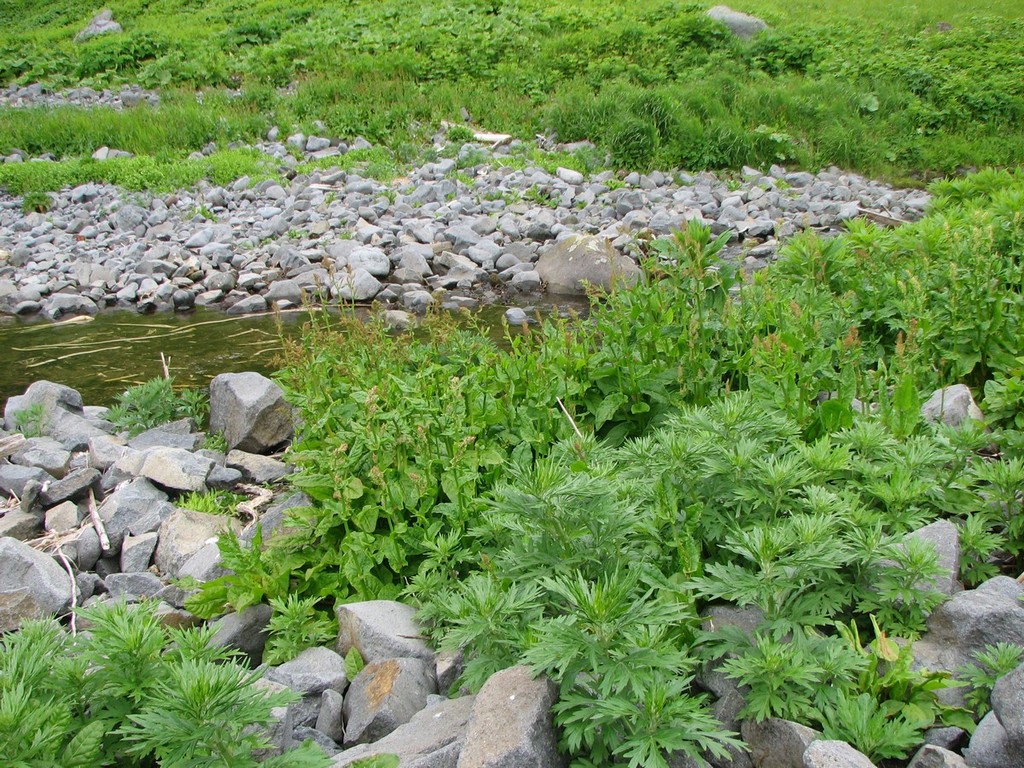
[344,647,366,680]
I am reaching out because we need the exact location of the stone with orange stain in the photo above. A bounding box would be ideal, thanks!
[343,657,437,747]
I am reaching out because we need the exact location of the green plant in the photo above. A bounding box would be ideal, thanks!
[179,489,246,516]
[12,402,47,437]
[959,643,1024,717]
[263,595,337,666]
[446,125,475,144]
[21,190,53,213]
[106,376,208,437]
[0,602,329,767]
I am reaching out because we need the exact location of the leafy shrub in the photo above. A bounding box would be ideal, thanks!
[106,376,208,436]
[959,643,1024,717]
[0,601,328,767]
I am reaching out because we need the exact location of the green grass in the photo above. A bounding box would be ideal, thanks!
[1,0,1023,179]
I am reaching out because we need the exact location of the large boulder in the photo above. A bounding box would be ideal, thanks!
[802,741,876,768]
[742,718,820,768]
[991,662,1024,751]
[139,447,214,492]
[456,665,565,768]
[75,9,123,42]
[343,657,437,746]
[535,236,640,295]
[0,537,72,631]
[155,507,239,578]
[920,384,983,427]
[267,646,348,697]
[962,712,1017,768]
[706,5,768,39]
[335,600,434,664]
[209,372,294,454]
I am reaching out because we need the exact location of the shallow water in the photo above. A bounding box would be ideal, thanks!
[0,300,587,408]
[0,308,315,407]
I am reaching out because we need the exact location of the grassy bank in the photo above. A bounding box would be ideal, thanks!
[2,0,1024,178]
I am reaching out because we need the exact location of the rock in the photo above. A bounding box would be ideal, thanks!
[535,236,640,295]
[335,600,434,664]
[0,536,72,631]
[706,5,768,38]
[333,267,382,301]
[742,718,820,768]
[802,740,876,768]
[962,711,1017,768]
[120,532,158,572]
[0,510,43,539]
[456,665,564,768]
[105,571,164,600]
[226,294,268,316]
[991,663,1024,749]
[128,420,202,451]
[139,447,213,492]
[267,646,348,697]
[907,744,968,768]
[39,467,100,506]
[226,449,290,484]
[331,695,475,767]
[0,463,53,498]
[210,372,294,454]
[294,725,340,756]
[75,9,123,41]
[253,678,294,758]
[906,519,961,596]
[10,437,71,478]
[97,477,171,553]
[3,380,83,432]
[343,657,438,745]
[155,507,238,578]
[316,689,346,744]
[44,501,81,534]
[920,385,983,427]
[209,603,273,666]
[912,577,1024,688]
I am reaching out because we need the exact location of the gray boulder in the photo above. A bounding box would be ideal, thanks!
[267,646,348,697]
[962,712,1017,768]
[706,5,768,38]
[906,519,961,596]
[39,467,100,506]
[139,447,214,492]
[316,688,346,744]
[226,449,290,483]
[333,267,383,302]
[921,385,983,427]
[210,372,294,454]
[907,745,968,768]
[742,718,820,768]
[3,380,83,432]
[802,740,876,768]
[336,600,434,664]
[535,236,640,295]
[75,8,123,41]
[991,662,1024,750]
[332,695,475,767]
[120,532,158,572]
[97,477,171,554]
[343,657,438,746]
[912,577,1024,697]
[0,463,53,498]
[10,437,71,478]
[0,536,72,631]
[155,507,238,578]
[210,603,273,666]
[105,571,164,600]
[0,509,43,539]
[456,665,564,768]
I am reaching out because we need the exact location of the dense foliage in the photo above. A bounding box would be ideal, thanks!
[184,170,1024,765]
[2,0,1024,178]
[0,601,328,767]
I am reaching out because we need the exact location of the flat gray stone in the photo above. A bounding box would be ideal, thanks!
[120,532,158,572]
[907,744,968,768]
[267,646,348,697]
[155,507,238,578]
[226,449,290,483]
[139,447,214,492]
[210,603,273,666]
[331,695,475,767]
[105,572,164,600]
[535,235,639,295]
[335,600,434,664]
[39,467,100,506]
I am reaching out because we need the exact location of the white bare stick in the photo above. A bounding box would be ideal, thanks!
[54,545,78,636]
[87,490,111,552]
[556,397,584,440]
[160,352,171,379]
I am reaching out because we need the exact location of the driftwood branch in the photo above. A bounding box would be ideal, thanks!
[87,490,110,552]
